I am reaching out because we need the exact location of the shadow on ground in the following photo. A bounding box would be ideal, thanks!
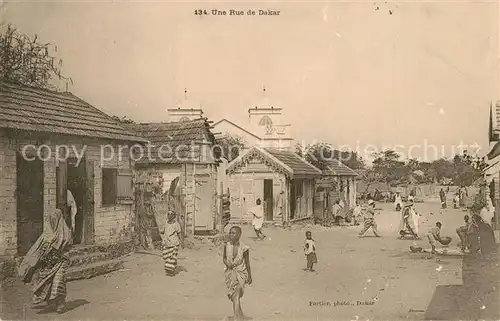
[425,247,500,320]
[36,299,90,315]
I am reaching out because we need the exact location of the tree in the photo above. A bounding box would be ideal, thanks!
[371,150,409,184]
[0,24,71,90]
[214,135,245,162]
[295,142,365,171]
[112,115,136,124]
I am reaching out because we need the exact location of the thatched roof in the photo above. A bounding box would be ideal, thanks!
[0,81,146,142]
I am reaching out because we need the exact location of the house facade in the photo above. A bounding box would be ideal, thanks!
[0,81,146,256]
[129,111,219,235]
[314,159,358,220]
[226,146,322,223]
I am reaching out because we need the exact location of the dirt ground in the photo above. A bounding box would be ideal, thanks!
[1,200,499,320]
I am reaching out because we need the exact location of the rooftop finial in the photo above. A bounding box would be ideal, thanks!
[263,85,266,97]
[184,88,188,100]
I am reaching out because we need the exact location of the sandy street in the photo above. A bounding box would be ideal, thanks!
[1,200,498,320]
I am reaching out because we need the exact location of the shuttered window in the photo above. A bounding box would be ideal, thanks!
[117,169,134,204]
[102,168,134,206]
[102,168,117,206]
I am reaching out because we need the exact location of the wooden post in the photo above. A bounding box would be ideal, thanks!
[219,181,224,233]
[192,163,196,236]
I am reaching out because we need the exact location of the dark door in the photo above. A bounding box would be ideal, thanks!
[17,153,44,256]
[264,179,273,221]
[83,159,95,244]
[290,181,296,220]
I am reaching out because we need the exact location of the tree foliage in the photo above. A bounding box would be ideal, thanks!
[363,149,483,187]
[214,135,245,162]
[295,142,365,171]
[0,24,71,90]
[111,115,136,124]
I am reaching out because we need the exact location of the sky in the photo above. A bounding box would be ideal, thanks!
[1,0,498,162]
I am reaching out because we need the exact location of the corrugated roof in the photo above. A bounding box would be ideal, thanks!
[0,81,146,142]
[127,119,216,164]
[264,148,322,177]
[322,159,358,177]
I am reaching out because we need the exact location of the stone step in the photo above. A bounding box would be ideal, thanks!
[66,258,124,282]
[69,251,114,268]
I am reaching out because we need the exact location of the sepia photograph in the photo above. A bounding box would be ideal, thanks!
[0,0,499,320]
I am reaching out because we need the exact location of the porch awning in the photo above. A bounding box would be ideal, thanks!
[226,146,322,179]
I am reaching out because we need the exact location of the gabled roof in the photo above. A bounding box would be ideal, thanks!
[0,81,146,142]
[127,118,216,164]
[227,146,322,178]
[322,159,358,177]
[212,118,261,140]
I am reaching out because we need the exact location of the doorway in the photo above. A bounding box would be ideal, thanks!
[194,174,215,232]
[67,157,85,244]
[290,181,296,220]
[263,179,273,221]
[17,153,44,256]
[56,157,94,245]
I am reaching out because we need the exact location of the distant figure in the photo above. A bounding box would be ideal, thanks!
[459,187,467,207]
[456,215,471,252]
[249,199,266,240]
[331,200,343,225]
[479,203,495,227]
[304,231,317,272]
[352,201,362,226]
[453,193,460,209]
[408,193,415,203]
[358,200,381,238]
[394,192,403,211]
[223,226,252,320]
[399,200,418,239]
[439,188,447,209]
[427,222,443,254]
[469,214,496,256]
[160,208,183,277]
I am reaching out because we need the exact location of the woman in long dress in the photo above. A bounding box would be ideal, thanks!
[18,209,73,313]
[399,201,418,239]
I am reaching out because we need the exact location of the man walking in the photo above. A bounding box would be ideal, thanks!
[358,200,381,238]
[439,188,447,209]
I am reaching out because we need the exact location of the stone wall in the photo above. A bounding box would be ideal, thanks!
[0,130,135,256]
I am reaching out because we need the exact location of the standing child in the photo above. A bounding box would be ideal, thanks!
[249,199,266,240]
[160,208,183,276]
[223,226,252,321]
[304,231,317,272]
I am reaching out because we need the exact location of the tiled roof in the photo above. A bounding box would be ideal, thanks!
[127,119,216,164]
[0,81,146,142]
[226,146,321,178]
[264,148,322,177]
[323,159,358,177]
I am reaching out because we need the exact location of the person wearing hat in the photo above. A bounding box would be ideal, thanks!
[358,199,381,238]
[160,207,183,276]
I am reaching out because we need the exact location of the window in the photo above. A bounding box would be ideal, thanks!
[102,168,134,206]
[179,116,190,122]
[258,115,273,126]
[294,180,304,198]
[102,168,117,206]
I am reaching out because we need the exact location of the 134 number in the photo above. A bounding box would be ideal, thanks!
[194,10,208,15]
